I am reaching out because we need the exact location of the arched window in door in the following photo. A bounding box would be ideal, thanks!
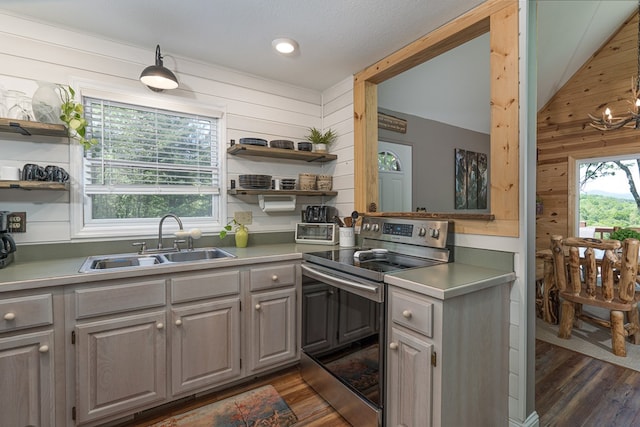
[378,150,402,172]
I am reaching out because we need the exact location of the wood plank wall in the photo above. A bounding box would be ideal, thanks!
[536,12,640,252]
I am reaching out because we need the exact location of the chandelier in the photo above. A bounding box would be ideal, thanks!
[589,2,640,130]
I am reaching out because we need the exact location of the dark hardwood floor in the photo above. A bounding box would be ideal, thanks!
[117,340,640,427]
[536,339,640,427]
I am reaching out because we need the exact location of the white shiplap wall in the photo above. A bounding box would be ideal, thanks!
[0,12,348,244]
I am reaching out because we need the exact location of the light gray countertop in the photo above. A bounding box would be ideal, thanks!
[385,262,515,300]
[0,243,515,298]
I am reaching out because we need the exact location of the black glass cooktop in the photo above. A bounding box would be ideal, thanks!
[303,248,442,282]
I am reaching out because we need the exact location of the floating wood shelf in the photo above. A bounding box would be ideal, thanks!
[228,189,337,197]
[0,118,68,138]
[227,144,337,163]
[365,211,496,221]
[0,180,69,191]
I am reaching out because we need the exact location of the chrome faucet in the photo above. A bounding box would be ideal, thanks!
[157,214,184,250]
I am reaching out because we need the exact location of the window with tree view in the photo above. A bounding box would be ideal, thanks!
[579,157,640,230]
[83,97,220,226]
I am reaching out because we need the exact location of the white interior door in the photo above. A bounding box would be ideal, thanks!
[379,141,412,212]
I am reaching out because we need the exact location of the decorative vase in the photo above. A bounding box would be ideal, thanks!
[31,81,63,124]
[313,143,327,152]
[235,225,249,248]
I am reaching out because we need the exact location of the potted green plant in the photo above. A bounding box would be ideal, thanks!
[58,85,98,149]
[219,218,249,248]
[305,127,337,153]
[608,227,640,242]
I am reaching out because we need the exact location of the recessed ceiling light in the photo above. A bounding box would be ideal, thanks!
[272,38,299,55]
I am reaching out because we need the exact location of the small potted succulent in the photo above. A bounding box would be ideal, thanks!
[219,218,249,248]
[305,127,337,153]
[58,85,98,149]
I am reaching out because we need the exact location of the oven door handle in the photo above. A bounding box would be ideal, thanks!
[301,264,379,294]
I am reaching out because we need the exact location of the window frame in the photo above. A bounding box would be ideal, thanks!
[70,84,227,240]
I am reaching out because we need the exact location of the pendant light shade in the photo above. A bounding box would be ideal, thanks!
[140,45,179,92]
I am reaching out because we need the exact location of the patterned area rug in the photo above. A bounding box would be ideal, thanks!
[536,313,640,373]
[149,385,297,427]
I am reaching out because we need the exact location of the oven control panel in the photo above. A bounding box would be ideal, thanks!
[360,217,449,249]
[382,222,413,237]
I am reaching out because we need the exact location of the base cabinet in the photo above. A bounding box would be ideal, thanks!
[65,260,298,426]
[0,330,55,427]
[248,287,297,372]
[386,283,509,427]
[246,263,299,374]
[0,290,60,427]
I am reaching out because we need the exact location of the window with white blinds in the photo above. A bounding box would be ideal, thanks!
[82,97,220,223]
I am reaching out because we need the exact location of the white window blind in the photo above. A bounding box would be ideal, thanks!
[82,97,220,221]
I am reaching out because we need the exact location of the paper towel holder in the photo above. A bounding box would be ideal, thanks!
[258,194,297,212]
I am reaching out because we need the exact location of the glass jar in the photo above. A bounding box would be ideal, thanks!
[7,90,32,120]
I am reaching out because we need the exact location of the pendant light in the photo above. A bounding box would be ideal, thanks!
[139,45,179,92]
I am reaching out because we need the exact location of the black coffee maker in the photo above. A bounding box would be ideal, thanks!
[0,211,17,268]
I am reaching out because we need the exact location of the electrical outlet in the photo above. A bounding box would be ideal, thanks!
[234,211,252,225]
[7,212,26,233]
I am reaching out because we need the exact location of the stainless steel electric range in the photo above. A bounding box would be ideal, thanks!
[300,216,451,426]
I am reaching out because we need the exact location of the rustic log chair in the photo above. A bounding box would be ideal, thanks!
[550,235,640,357]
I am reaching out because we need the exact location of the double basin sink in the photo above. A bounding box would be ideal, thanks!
[79,248,235,273]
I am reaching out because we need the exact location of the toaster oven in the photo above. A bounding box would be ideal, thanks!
[295,223,339,245]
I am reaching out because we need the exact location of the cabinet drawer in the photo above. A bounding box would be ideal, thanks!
[0,294,53,333]
[250,264,297,291]
[75,279,166,319]
[389,288,433,337]
[171,270,240,303]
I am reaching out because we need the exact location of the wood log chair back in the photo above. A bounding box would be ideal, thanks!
[550,235,640,357]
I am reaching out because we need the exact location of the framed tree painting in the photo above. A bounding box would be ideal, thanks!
[455,148,467,209]
[455,148,488,210]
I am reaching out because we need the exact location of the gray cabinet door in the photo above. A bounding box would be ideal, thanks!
[248,287,297,372]
[387,325,433,427]
[170,298,241,396]
[75,311,167,424]
[0,330,54,427]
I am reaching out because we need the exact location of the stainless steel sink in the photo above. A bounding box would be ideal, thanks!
[80,254,165,272]
[163,248,234,263]
[79,248,235,273]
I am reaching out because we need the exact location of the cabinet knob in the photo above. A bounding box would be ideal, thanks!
[39,345,49,353]
[255,304,261,310]
[156,322,164,330]
[175,319,183,326]
[402,310,412,319]
[389,342,399,350]
[271,275,278,281]
[3,312,15,321]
